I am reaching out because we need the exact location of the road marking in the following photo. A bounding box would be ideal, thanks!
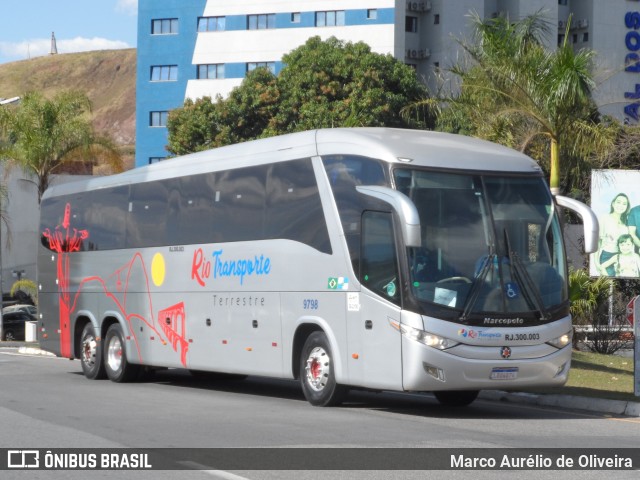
[177,462,252,480]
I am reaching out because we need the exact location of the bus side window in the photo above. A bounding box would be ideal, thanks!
[361,211,400,305]
[128,181,170,248]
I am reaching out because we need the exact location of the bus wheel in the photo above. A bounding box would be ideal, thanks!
[80,323,106,380]
[433,390,479,407]
[104,323,140,383]
[300,331,347,407]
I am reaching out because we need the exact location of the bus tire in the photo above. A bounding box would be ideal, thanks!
[104,323,140,383]
[433,390,479,407]
[300,331,347,407]
[80,323,106,380]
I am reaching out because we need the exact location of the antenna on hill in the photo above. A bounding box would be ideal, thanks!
[50,32,58,55]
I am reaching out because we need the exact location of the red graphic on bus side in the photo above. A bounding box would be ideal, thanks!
[43,203,189,366]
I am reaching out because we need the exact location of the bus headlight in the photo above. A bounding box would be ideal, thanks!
[546,330,573,349]
[390,321,458,350]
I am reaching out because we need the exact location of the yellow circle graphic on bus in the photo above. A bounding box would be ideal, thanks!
[151,253,166,286]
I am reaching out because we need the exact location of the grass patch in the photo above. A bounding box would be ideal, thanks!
[521,350,638,402]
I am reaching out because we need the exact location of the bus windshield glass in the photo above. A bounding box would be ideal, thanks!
[394,168,567,323]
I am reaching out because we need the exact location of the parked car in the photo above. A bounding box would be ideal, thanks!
[3,304,37,316]
[0,311,36,341]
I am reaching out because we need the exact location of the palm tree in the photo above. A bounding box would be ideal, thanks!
[438,11,617,194]
[568,268,612,324]
[0,90,123,202]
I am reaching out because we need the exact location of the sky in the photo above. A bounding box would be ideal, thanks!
[0,0,138,64]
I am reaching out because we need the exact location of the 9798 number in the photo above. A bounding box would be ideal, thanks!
[303,299,319,310]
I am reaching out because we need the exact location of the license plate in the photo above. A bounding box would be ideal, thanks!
[490,367,519,380]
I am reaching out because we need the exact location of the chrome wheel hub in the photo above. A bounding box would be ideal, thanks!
[305,346,330,392]
[107,335,123,372]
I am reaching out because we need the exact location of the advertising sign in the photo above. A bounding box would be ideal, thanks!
[590,170,640,278]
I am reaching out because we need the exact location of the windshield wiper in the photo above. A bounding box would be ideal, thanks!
[459,252,495,322]
[503,229,550,321]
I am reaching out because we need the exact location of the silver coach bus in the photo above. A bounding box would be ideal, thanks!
[37,128,597,407]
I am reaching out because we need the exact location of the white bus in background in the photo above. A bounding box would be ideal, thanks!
[37,128,597,407]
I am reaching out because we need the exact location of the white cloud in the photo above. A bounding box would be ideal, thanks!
[0,37,131,62]
[116,0,138,15]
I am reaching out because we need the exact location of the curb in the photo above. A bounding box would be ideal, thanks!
[480,390,640,417]
[16,346,56,357]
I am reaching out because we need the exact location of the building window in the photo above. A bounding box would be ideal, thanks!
[197,64,225,79]
[198,16,225,32]
[316,11,345,27]
[150,111,169,127]
[583,32,589,42]
[152,18,178,35]
[367,9,378,20]
[151,65,178,82]
[291,12,301,23]
[406,16,418,33]
[247,62,276,74]
[558,0,568,5]
[572,33,578,43]
[434,14,440,25]
[248,14,276,30]
[149,157,165,164]
[558,33,565,45]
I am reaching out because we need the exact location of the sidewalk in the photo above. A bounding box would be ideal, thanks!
[3,343,639,417]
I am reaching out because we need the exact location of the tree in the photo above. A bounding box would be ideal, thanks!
[568,268,612,324]
[270,36,430,134]
[167,37,432,154]
[10,279,37,305]
[0,90,123,202]
[434,11,617,194]
[167,67,281,154]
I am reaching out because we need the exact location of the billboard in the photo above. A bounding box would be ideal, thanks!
[590,169,640,278]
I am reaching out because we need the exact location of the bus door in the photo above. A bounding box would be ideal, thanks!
[353,210,403,391]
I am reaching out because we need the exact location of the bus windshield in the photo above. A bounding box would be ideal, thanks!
[394,168,567,323]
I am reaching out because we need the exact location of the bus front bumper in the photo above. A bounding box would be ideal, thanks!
[401,338,572,392]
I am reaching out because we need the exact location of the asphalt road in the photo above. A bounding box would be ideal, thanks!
[0,348,638,480]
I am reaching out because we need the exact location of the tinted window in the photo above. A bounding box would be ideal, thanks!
[267,160,331,253]
[40,159,331,253]
[322,155,388,270]
[83,186,129,251]
[361,211,400,305]
[215,166,267,243]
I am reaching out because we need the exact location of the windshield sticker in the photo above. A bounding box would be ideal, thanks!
[434,287,457,307]
[328,277,349,290]
[505,282,520,299]
[385,280,397,297]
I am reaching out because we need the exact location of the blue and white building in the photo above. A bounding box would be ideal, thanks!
[136,0,639,167]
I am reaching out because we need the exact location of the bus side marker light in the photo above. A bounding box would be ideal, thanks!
[272,342,278,347]
[222,340,228,345]
[352,353,359,359]
[246,347,253,352]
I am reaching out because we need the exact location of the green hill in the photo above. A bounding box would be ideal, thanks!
[0,49,136,168]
